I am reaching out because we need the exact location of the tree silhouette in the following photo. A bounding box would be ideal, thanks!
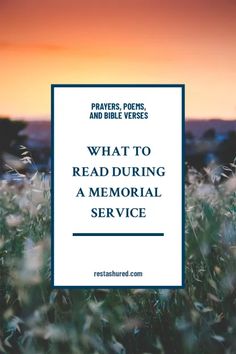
[186,131,194,141]
[0,118,27,175]
[202,128,215,140]
[218,130,236,164]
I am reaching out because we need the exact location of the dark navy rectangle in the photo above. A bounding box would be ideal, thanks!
[73,233,164,236]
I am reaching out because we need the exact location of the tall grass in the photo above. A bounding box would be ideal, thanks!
[0,168,236,354]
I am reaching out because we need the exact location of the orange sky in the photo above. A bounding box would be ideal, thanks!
[0,0,235,120]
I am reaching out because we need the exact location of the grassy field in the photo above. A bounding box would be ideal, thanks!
[0,169,236,354]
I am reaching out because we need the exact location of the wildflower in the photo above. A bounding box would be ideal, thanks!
[5,214,22,228]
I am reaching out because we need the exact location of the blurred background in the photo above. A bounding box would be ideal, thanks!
[0,1,236,354]
[0,0,235,175]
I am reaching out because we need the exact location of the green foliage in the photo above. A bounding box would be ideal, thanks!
[0,170,236,354]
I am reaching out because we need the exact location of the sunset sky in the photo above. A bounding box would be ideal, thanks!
[0,0,235,120]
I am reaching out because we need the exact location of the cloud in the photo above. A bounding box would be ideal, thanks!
[0,41,66,52]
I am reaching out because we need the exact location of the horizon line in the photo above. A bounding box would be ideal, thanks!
[1,116,235,122]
